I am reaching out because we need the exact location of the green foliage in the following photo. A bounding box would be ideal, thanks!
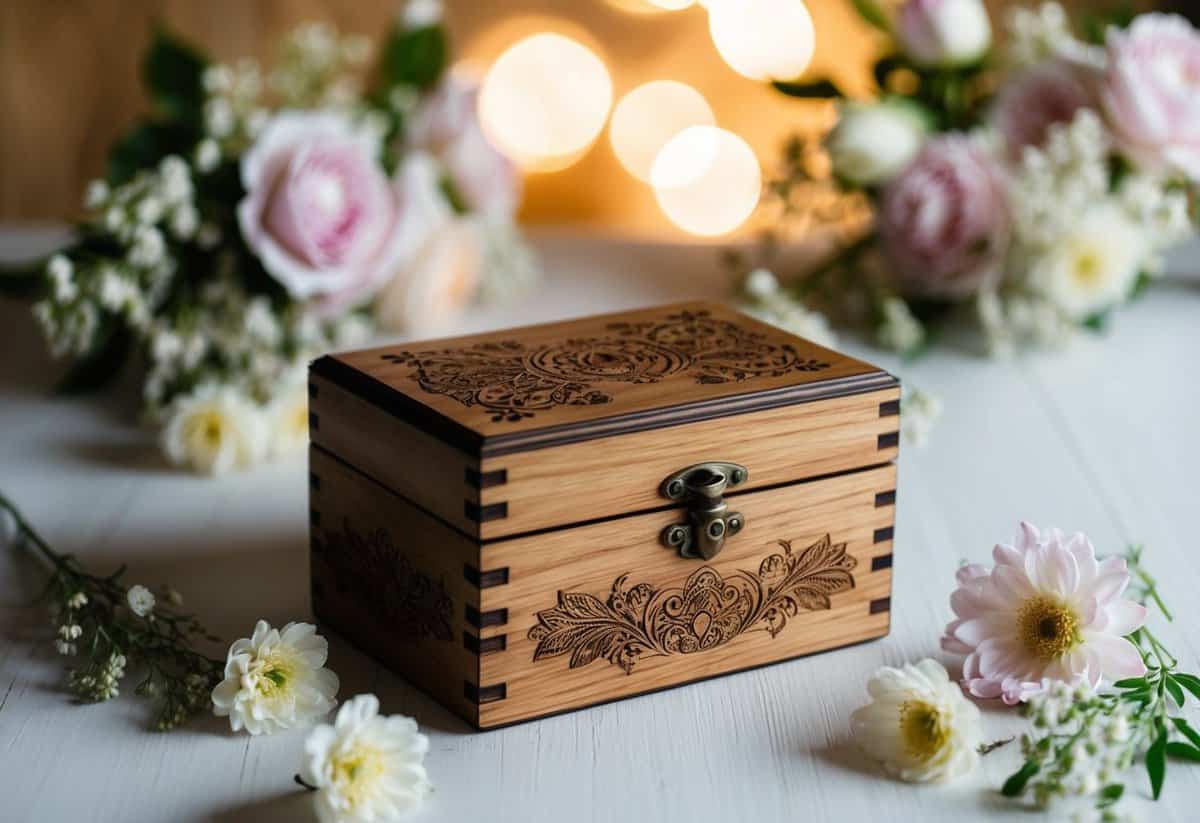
[107,120,196,185]
[55,324,132,394]
[772,79,844,99]
[1001,760,1039,797]
[1081,3,1136,46]
[143,27,209,125]
[851,0,890,33]
[379,23,447,91]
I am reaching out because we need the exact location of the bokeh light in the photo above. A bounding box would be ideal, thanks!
[478,33,613,173]
[605,0,694,12]
[610,81,715,183]
[651,126,761,236]
[706,0,815,81]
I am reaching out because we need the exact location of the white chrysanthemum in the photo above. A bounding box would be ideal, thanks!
[212,620,339,735]
[851,658,982,783]
[303,694,432,823]
[1029,204,1145,320]
[267,368,310,458]
[161,383,265,475]
[126,584,156,617]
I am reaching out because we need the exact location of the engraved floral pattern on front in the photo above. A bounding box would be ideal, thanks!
[380,310,831,422]
[527,534,857,674]
[313,518,453,643]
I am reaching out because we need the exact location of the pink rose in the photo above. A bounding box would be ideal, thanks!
[408,74,522,218]
[1101,14,1200,180]
[238,112,447,312]
[879,135,1011,299]
[991,59,1096,161]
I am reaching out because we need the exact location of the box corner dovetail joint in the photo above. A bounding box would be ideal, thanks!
[308,301,900,729]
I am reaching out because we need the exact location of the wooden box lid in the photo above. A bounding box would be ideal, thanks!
[310,301,900,539]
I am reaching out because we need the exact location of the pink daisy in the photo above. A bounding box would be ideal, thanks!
[941,522,1147,704]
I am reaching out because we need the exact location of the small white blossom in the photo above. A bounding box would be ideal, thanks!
[211,620,339,735]
[852,659,982,782]
[47,255,77,302]
[129,226,167,268]
[170,205,199,240]
[104,206,125,232]
[136,196,165,226]
[194,139,221,173]
[84,179,110,209]
[67,592,88,609]
[303,694,431,823]
[743,268,780,301]
[875,297,925,354]
[161,383,265,474]
[55,640,76,656]
[126,584,156,617]
[196,223,222,249]
[204,98,235,138]
[403,0,442,28]
[901,388,942,449]
[202,65,233,94]
[244,298,281,345]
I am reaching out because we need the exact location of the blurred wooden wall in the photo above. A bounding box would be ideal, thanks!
[0,0,1147,232]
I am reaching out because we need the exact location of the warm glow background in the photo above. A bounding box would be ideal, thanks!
[0,0,1150,237]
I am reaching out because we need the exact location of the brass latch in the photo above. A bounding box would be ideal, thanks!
[659,462,748,560]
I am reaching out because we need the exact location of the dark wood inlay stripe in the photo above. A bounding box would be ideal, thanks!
[465,467,508,489]
[309,473,320,491]
[871,554,893,571]
[464,501,508,523]
[463,564,510,589]
[309,508,321,527]
[874,490,895,507]
[308,411,320,432]
[877,431,900,449]
[308,381,319,398]
[879,399,900,417]
[869,597,891,614]
[463,632,507,655]
[464,681,507,704]
[465,604,508,629]
[873,526,894,544]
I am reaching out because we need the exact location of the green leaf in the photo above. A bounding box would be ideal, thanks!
[1173,673,1200,700]
[773,79,844,98]
[143,27,209,124]
[1166,742,1200,762]
[1166,675,1187,708]
[1128,270,1152,301]
[1114,677,1147,689]
[55,325,133,395]
[1147,726,1168,800]
[107,120,196,185]
[1098,783,1124,807]
[1082,310,1110,332]
[851,0,890,32]
[439,174,468,215]
[1001,760,1040,797]
[379,24,447,91]
[1173,718,1200,748]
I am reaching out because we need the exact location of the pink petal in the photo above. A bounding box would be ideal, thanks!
[1016,521,1041,550]
[1102,600,1148,636]
[1087,634,1148,681]
[992,543,1022,568]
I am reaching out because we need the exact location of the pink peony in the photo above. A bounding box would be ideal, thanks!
[1101,14,1200,180]
[991,59,1097,161]
[942,522,1147,705]
[878,135,1011,299]
[238,112,446,312]
[408,73,522,218]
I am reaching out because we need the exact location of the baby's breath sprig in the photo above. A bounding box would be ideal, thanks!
[1001,546,1200,815]
[1,493,222,730]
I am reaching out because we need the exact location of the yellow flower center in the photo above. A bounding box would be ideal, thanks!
[331,744,386,810]
[186,409,226,450]
[290,400,309,438]
[1017,594,1081,661]
[252,652,294,696]
[899,699,949,762]
[1070,247,1105,290]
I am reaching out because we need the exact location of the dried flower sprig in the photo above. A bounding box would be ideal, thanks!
[1001,546,1200,813]
[0,493,223,730]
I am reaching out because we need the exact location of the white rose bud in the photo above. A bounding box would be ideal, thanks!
[897,0,992,68]
[825,101,928,186]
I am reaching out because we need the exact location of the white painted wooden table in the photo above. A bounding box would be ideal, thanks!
[2,227,1199,823]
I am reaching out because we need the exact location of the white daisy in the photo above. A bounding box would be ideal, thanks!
[303,694,432,823]
[212,620,339,735]
[161,383,265,475]
[851,658,982,783]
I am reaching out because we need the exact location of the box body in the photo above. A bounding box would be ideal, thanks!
[309,302,900,729]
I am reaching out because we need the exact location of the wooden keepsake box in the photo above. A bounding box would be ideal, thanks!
[308,302,900,729]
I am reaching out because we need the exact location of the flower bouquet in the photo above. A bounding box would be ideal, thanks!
[6,2,535,474]
[742,1,1198,357]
